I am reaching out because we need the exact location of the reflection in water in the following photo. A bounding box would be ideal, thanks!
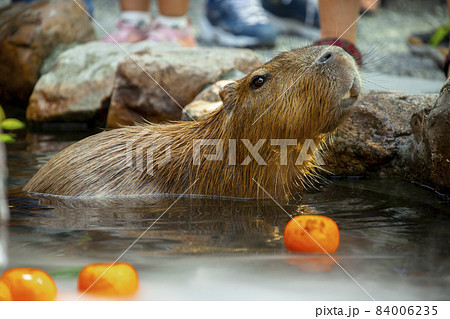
[285,256,337,272]
[3,132,450,300]
[9,192,292,257]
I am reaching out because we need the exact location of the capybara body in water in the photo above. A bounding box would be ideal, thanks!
[24,46,361,199]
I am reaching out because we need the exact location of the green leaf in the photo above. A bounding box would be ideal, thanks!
[0,105,5,122]
[0,133,15,143]
[429,21,450,47]
[81,236,93,242]
[48,267,83,279]
[0,118,26,130]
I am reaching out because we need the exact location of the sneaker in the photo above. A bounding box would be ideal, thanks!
[146,20,197,47]
[198,0,278,47]
[102,19,147,43]
[262,0,320,40]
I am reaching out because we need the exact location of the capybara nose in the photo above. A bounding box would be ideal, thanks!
[317,51,333,64]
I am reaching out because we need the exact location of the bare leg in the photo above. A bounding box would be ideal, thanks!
[102,0,151,43]
[157,0,189,16]
[360,0,380,12]
[149,0,195,47]
[318,0,359,44]
[120,0,151,11]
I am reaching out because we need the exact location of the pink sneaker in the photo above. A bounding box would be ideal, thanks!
[102,19,147,43]
[146,20,197,47]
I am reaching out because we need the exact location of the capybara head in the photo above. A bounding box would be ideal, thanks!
[220,45,361,138]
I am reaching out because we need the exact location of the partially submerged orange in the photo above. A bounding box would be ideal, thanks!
[0,280,12,301]
[0,268,57,301]
[284,215,340,253]
[78,262,139,296]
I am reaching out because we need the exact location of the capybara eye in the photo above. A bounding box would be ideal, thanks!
[250,75,266,90]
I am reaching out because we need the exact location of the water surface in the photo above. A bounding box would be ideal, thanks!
[3,132,450,300]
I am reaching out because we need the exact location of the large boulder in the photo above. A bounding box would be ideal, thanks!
[325,92,437,176]
[182,79,238,120]
[27,41,157,123]
[400,79,450,193]
[0,0,96,107]
[106,46,260,127]
[27,43,260,126]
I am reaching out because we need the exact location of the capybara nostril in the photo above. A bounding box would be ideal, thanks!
[317,52,333,64]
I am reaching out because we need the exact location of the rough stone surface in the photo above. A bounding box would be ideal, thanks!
[0,0,96,107]
[27,41,157,123]
[400,79,450,193]
[106,47,260,127]
[182,79,233,120]
[324,92,438,176]
[182,101,222,121]
[193,79,235,103]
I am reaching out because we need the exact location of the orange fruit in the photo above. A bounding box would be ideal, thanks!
[0,280,12,301]
[0,268,57,301]
[78,262,139,296]
[283,215,340,253]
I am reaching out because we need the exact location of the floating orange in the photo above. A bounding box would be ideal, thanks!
[0,280,12,301]
[0,268,57,301]
[283,215,340,253]
[78,262,139,297]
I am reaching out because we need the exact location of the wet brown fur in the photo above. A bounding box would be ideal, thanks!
[24,46,361,199]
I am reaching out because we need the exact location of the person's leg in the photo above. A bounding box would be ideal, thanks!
[154,0,189,28]
[149,0,196,47]
[119,0,151,27]
[157,0,189,16]
[120,0,151,11]
[102,0,151,43]
[315,0,362,65]
[360,0,380,13]
[318,0,359,44]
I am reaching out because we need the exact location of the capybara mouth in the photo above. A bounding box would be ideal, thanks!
[339,75,361,108]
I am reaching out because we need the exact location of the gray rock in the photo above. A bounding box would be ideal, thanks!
[182,79,233,120]
[27,41,157,123]
[192,79,236,103]
[27,43,260,126]
[0,0,96,107]
[325,91,438,176]
[182,101,222,121]
[400,79,450,193]
[106,46,260,127]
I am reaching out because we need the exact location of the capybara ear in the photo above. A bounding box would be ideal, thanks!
[219,82,237,111]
